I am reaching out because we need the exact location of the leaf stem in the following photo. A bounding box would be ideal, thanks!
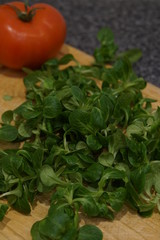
[74,203,80,229]
[9,175,37,185]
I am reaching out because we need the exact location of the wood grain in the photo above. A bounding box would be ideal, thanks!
[0,44,160,240]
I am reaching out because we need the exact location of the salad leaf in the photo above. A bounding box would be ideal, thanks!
[0,27,158,240]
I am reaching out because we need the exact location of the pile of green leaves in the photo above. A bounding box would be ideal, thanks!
[0,27,160,240]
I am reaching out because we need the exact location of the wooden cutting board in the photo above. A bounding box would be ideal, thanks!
[0,44,160,240]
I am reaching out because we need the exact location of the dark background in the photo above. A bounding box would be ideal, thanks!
[1,0,160,87]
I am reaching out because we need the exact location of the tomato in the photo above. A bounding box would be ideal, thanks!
[0,2,66,69]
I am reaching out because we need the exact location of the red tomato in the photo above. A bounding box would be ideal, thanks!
[0,2,66,69]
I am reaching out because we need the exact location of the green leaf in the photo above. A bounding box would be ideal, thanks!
[60,228,78,240]
[62,154,84,168]
[18,122,32,138]
[39,204,75,239]
[118,48,142,64]
[58,54,75,65]
[0,203,9,221]
[101,68,118,86]
[108,129,126,157]
[80,196,101,217]
[12,193,31,215]
[23,70,42,90]
[1,110,13,124]
[31,221,45,240]
[0,125,18,142]
[42,77,54,90]
[55,86,71,101]
[94,27,118,63]
[3,95,13,101]
[131,166,149,194]
[2,154,23,176]
[86,135,102,151]
[76,141,87,150]
[144,161,160,195]
[127,139,147,167]
[98,168,128,190]
[83,163,104,182]
[6,183,30,215]
[77,153,94,164]
[126,121,145,138]
[107,187,126,212]
[98,152,114,167]
[43,58,59,68]
[78,224,103,240]
[99,93,114,121]
[71,86,85,103]
[69,109,91,134]
[97,27,115,45]
[90,107,104,130]
[114,57,132,82]
[15,101,41,120]
[40,165,65,187]
[32,148,44,170]
[126,182,155,215]
[43,96,62,119]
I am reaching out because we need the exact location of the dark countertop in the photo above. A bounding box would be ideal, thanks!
[1,0,160,87]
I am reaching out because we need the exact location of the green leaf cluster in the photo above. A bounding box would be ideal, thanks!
[0,27,159,240]
[94,27,142,64]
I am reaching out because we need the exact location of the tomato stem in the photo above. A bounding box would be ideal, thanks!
[24,0,29,13]
[7,1,43,22]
